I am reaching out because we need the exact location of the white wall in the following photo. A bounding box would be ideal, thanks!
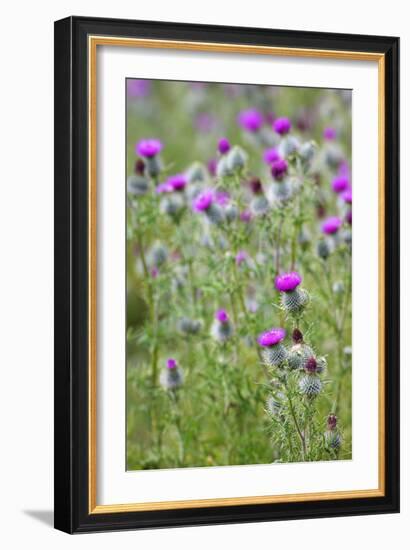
[0,0,407,547]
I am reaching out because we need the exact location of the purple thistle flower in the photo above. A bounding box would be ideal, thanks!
[249,177,263,194]
[167,358,177,369]
[237,108,264,132]
[338,161,350,177]
[345,210,352,225]
[127,79,151,98]
[192,190,213,212]
[271,159,288,180]
[136,139,163,158]
[305,357,318,373]
[323,127,337,140]
[156,182,173,193]
[292,328,304,343]
[327,414,338,430]
[275,271,302,292]
[207,158,217,177]
[273,117,291,135]
[322,216,342,235]
[167,173,187,191]
[135,159,145,175]
[341,188,352,204]
[218,137,231,155]
[331,176,350,193]
[215,309,229,324]
[263,147,281,165]
[240,209,253,223]
[215,191,230,206]
[235,250,248,266]
[258,328,286,347]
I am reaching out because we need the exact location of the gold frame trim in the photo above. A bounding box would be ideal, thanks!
[88,36,386,514]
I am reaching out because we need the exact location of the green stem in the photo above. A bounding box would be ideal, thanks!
[284,379,306,461]
[137,230,158,386]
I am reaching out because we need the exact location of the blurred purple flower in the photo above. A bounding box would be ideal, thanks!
[218,137,231,155]
[127,79,151,98]
[215,191,230,206]
[249,177,263,194]
[263,147,281,165]
[341,188,352,204]
[150,267,159,278]
[271,159,288,180]
[193,190,213,212]
[338,161,350,177]
[237,108,264,132]
[167,358,177,369]
[135,159,145,175]
[331,176,350,193]
[275,271,302,292]
[273,117,291,135]
[167,173,187,191]
[207,158,217,177]
[235,250,248,266]
[305,357,318,373]
[258,328,286,347]
[156,182,173,193]
[345,210,352,225]
[322,216,342,234]
[240,209,253,223]
[136,139,163,158]
[215,309,229,323]
[323,127,337,140]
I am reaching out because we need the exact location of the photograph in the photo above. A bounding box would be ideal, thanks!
[126,79,353,470]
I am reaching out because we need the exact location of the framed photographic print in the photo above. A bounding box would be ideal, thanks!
[54,16,400,533]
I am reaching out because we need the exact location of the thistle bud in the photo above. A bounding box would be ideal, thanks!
[250,195,270,217]
[325,413,342,450]
[205,203,225,225]
[299,374,322,397]
[160,358,184,391]
[177,317,202,335]
[292,328,304,343]
[278,135,300,158]
[210,309,233,342]
[127,174,149,196]
[186,162,207,184]
[227,146,247,172]
[224,203,238,223]
[270,179,293,204]
[149,242,168,267]
[317,239,331,260]
[159,194,184,217]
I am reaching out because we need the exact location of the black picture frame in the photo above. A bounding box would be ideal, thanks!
[54,15,400,534]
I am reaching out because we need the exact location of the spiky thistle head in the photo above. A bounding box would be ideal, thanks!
[127,174,149,196]
[226,146,247,172]
[299,374,322,397]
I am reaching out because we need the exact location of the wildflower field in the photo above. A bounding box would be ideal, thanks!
[126,79,352,470]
